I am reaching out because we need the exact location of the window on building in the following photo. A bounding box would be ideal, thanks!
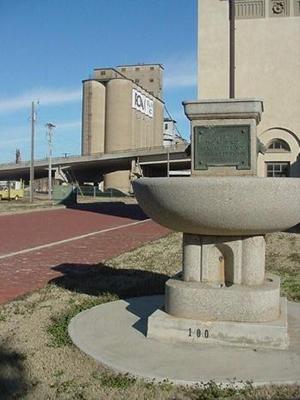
[121,68,126,72]
[100,71,106,75]
[266,139,291,152]
[235,0,265,19]
[266,162,290,177]
[150,66,155,70]
[149,78,154,82]
[135,67,140,71]
[164,123,168,130]
[135,79,140,83]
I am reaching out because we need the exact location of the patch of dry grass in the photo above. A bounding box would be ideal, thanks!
[108,231,182,275]
[266,231,300,301]
[0,231,299,399]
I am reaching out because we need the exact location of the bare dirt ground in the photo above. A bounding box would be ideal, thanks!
[76,195,137,205]
[0,194,60,215]
[0,201,51,214]
[0,230,299,399]
[0,194,136,215]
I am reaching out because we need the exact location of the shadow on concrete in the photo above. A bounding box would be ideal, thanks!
[67,201,147,221]
[50,262,168,299]
[0,342,30,399]
[125,296,164,336]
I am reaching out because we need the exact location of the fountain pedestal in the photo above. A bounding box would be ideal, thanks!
[147,234,288,349]
[133,99,300,350]
[168,234,279,322]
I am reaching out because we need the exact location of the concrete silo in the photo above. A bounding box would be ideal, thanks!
[103,170,131,194]
[105,79,133,153]
[153,98,164,147]
[81,80,106,156]
[81,65,165,193]
[103,78,164,192]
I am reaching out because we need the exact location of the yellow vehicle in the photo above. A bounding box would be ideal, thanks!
[0,180,24,200]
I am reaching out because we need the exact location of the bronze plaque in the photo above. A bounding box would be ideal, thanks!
[194,125,251,170]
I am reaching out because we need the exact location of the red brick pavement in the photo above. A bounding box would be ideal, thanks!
[0,205,169,304]
[0,206,145,255]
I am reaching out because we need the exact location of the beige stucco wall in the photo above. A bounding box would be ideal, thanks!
[198,0,300,176]
[81,80,106,155]
[198,0,229,99]
[257,128,300,176]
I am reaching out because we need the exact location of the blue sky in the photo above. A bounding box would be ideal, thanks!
[0,0,197,163]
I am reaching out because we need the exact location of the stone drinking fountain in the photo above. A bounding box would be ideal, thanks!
[133,98,300,349]
[69,98,300,383]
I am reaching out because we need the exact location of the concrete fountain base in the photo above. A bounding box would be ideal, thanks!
[165,274,281,323]
[69,295,300,385]
[148,297,288,350]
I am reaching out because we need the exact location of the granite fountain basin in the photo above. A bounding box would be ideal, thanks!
[133,177,300,236]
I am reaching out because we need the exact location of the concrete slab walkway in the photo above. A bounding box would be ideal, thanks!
[0,203,169,304]
[69,295,300,386]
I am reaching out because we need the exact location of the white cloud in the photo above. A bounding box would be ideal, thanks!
[163,54,197,89]
[0,87,81,114]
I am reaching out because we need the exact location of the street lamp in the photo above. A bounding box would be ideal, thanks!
[30,101,36,203]
[45,122,56,201]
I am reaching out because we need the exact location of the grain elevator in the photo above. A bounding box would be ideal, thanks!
[81,64,164,192]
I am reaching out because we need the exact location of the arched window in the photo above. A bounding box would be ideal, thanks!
[266,139,291,152]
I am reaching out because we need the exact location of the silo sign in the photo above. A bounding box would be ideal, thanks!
[132,89,153,118]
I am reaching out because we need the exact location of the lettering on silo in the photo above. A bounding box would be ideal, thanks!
[132,89,154,118]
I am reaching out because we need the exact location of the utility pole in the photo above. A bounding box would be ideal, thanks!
[229,0,236,99]
[167,147,170,177]
[46,123,56,201]
[30,101,36,204]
